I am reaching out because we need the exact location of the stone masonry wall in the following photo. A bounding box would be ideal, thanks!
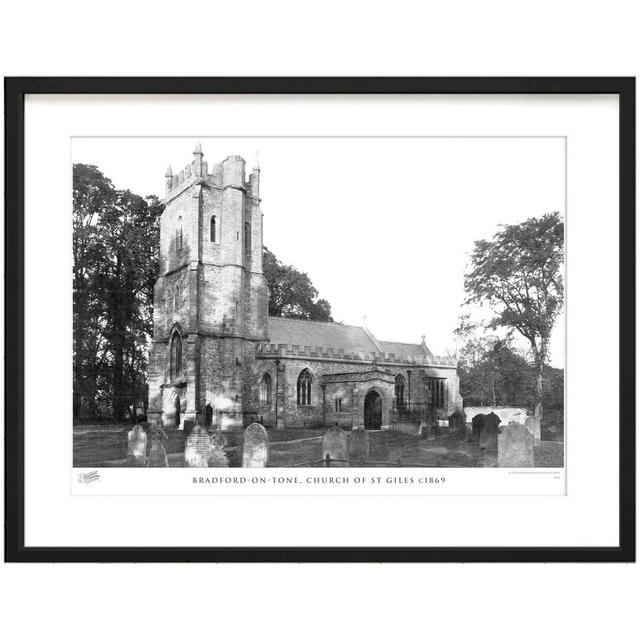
[246,354,462,428]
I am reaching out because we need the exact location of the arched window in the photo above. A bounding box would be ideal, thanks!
[176,216,183,251]
[297,369,312,406]
[170,331,182,381]
[395,374,405,409]
[260,373,272,406]
[210,216,216,242]
[244,222,251,257]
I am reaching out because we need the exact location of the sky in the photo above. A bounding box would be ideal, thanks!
[73,136,566,367]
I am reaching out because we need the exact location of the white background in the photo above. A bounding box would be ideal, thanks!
[28,94,611,542]
[1,2,638,640]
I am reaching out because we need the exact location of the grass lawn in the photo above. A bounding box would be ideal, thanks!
[74,424,563,468]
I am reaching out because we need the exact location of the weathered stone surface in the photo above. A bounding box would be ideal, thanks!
[349,428,369,459]
[147,426,169,467]
[208,449,231,467]
[498,422,535,467]
[209,431,233,467]
[472,413,486,439]
[479,418,500,452]
[487,411,501,430]
[126,425,147,467]
[183,419,196,438]
[525,415,541,441]
[322,427,348,466]
[242,422,269,468]
[185,425,212,468]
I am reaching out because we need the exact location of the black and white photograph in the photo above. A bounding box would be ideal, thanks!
[2,4,638,639]
[6,77,632,562]
[72,136,565,473]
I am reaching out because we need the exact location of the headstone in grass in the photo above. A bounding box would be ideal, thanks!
[478,418,500,452]
[322,427,348,466]
[185,425,212,468]
[498,422,534,467]
[147,426,169,467]
[126,425,147,467]
[525,415,541,442]
[471,414,486,440]
[208,431,230,467]
[242,423,269,468]
[349,428,369,460]
[487,412,501,430]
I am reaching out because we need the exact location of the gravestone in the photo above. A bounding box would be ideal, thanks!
[147,426,169,467]
[183,419,196,438]
[525,415,541,441]
[448,411,466,434]
[487,411,501,431]
[472,414,486,439]
[126,425,147,467]
[322,427,349,466]
[498,422,535,467]
[478,420,500,452]
[184,425,212,468]
[349,428,369,459]
[208,431,231,468]
[242,423,269,468]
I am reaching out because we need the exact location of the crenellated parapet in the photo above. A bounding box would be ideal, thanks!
[164,146,260,202]
[255,341,457,368]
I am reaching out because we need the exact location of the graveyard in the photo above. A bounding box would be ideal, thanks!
[74,416,564,469]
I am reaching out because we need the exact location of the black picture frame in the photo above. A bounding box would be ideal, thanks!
[4,77,635,563]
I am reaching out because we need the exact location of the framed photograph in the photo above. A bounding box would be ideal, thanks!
[5,77,635,562]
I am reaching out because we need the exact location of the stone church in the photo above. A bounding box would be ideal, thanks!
[148,145,462,431]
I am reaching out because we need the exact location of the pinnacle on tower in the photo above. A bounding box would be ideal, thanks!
[252,151,260,172]
[165,165,173,177]
[193,142,204,156]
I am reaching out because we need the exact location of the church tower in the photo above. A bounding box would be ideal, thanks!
[147,145,268,430]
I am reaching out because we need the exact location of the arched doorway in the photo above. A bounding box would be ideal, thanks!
[364,390,382,429]
[174,396,181,428]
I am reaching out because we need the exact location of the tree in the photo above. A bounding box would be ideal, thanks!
[73,164,162,421]
[263,246,333,321]
[456,320,537,407]
[464,212,564,414]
